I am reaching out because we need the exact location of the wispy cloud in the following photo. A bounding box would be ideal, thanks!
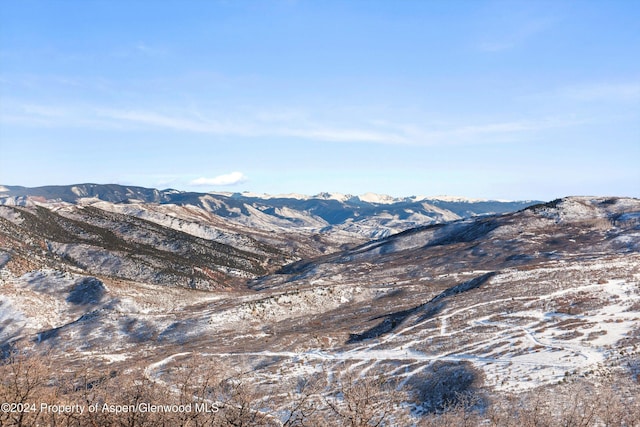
[1,101,120,129]
[108,42,168,59]
[99,109,234,133]
[2,99,587,147]
[98,108,409,144]
[560,82,640,102]
[134,42,167,57]
[523,80,640,107]
[477,16,556,52]
[190,172,248,186]
[97,107,573,145]
[447,117,583,136]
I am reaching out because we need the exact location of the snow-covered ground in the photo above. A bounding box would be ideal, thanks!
[8,268,639,391]
[191,255,640,394]
[1,194,639,408]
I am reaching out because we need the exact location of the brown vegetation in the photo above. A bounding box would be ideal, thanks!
[1,349,639,427]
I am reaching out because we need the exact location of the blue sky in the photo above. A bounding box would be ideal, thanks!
[1,0,638,200]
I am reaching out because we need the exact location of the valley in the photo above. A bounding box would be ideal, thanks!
[0,185,639,425]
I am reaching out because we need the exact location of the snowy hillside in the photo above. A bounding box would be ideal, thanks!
[1,193,639,424]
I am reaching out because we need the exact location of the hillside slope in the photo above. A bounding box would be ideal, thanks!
[0,195,638,421]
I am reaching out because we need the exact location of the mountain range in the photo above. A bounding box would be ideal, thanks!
[1,183,639,424]
[0,184,539,289]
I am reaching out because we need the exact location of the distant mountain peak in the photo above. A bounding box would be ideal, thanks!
[234,191,311,200]
[420,195,512,203]
[312,192,355,202]
[357,192,398,204]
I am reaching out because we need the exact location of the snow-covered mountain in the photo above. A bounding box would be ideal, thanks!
[0,183,539,240]
[0,184,539,289]
[1,186,639,424]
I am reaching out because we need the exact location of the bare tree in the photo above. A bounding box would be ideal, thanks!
[0,348,49,427]
[216,376,276,427]
[280,373,327,427]
[323,367,407,427]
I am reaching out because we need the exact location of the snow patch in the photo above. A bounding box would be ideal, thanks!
[357,193,398,204]
[0,206,24,224]
[71,186,87,197]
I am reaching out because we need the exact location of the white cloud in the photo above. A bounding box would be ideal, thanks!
[190,172,248,186]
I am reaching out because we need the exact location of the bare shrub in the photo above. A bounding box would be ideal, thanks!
[323,367,408,427]
[417,394,485,427]
[0,348,51,427]
[486,378,640,427]
[280,373,327,427]
[216,376,277,427]
[407,361,486,414]
[2,348,639,426]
